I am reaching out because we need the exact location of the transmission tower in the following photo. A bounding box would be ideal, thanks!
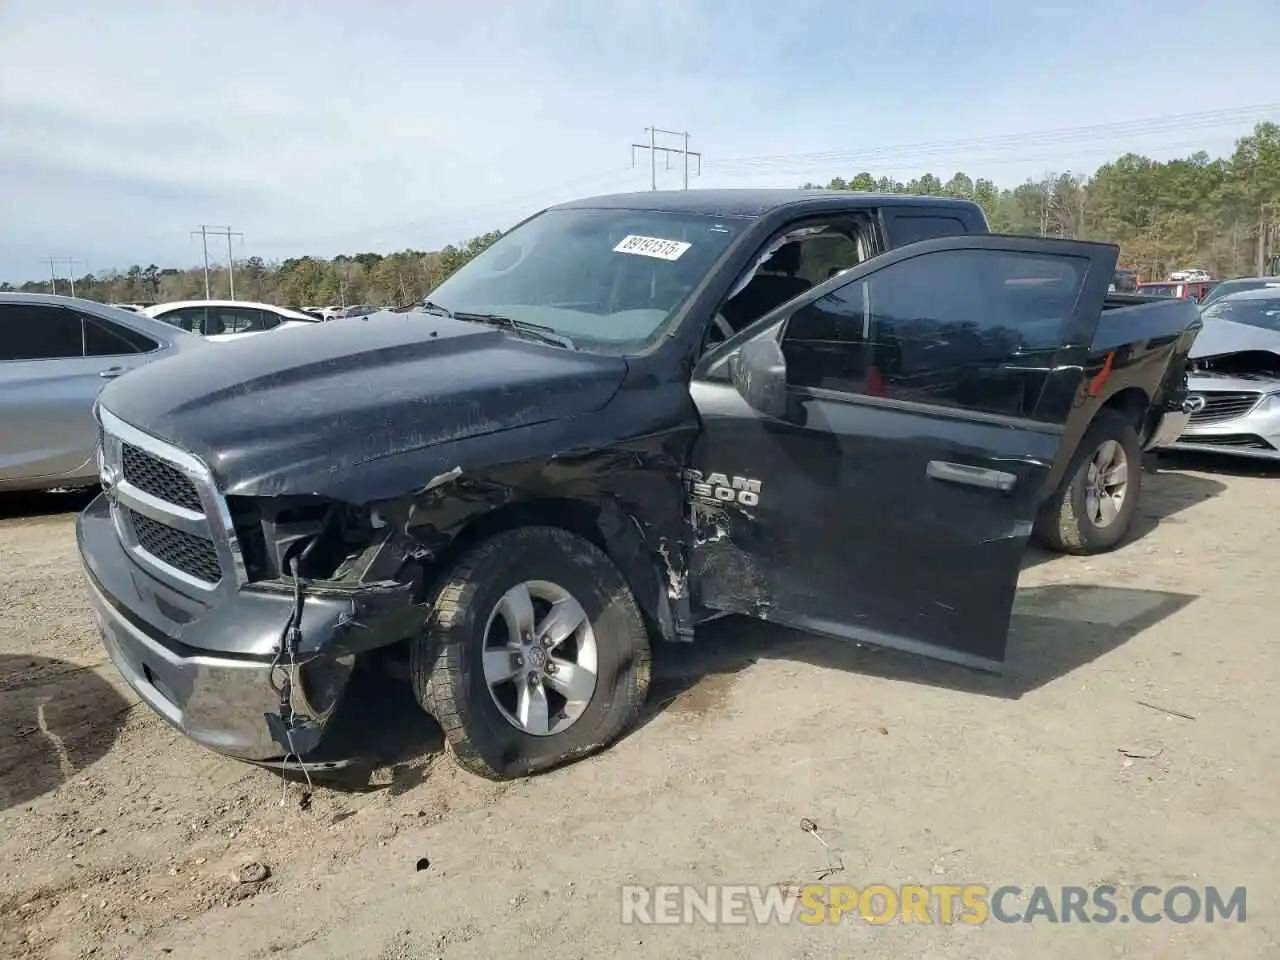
[191,225,244,299]
[631,127,702,191]
[44,257,82,296]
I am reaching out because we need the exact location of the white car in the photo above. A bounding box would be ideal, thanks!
[142,299,319,342]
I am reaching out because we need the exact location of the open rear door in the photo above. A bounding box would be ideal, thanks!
[687,234,1117,669]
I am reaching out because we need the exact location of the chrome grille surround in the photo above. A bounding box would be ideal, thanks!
[1187,391,1262,426]
[96,405,247,595]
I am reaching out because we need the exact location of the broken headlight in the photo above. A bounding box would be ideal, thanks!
[227,495,378,583]
[1257,392,1280,415]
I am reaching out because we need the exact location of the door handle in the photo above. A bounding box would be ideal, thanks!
[99,367,124,378]
[926,460,1017,492]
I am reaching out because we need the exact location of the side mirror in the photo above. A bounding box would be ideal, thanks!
[728,334,789,419]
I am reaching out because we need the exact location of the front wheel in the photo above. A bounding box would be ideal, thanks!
[1034,409,1142,556]
[412,526,651,780]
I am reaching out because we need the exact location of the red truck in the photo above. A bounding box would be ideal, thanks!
[1137,280,1218,302]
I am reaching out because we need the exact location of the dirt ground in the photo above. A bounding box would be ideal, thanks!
[1,454,1277,959]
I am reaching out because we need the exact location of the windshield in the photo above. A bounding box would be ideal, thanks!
[424,207,748,354]
[1201,295,1280,331]
[1200,278,1280,306]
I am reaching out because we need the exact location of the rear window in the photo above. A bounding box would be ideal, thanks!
[890,215,968,245]
[1001,257,1079,283]
[83,315,157,355]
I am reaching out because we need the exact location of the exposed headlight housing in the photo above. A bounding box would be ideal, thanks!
[227,495,380,584]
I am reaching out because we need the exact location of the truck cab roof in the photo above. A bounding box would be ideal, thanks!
[549,188,987,220]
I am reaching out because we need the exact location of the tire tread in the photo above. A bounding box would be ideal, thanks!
[410,525,651,780]
[1034,408,1141,556]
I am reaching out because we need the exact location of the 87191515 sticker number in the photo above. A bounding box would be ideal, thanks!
[682,468,762,507]
[613,235,692,261]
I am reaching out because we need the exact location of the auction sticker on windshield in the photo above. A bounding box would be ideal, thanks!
[613,235,692,261]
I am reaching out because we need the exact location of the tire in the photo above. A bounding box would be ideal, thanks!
[411,525,652,780]
[1034,408,1143,556]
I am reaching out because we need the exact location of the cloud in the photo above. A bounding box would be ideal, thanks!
[0,0,1277,279]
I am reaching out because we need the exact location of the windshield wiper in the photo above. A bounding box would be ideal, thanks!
[420,300,453,317]
[451,311,576,350]
[418,301,575,349]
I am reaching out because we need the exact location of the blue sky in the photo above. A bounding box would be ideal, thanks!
[1,0,1278,282]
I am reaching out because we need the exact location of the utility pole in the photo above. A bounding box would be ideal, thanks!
[192,226,211,298]
[223,227,241,300]
[631,127,701,191]
[45,257,81,296]
[191,225,243,299]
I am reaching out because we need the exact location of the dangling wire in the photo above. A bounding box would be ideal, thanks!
[266,507,339,806]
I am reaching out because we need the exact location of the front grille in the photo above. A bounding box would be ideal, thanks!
[1188,391,1261,426]
[126,508,222,584]
[122,442,203,512]
[100,408,244,592]
[1178,433,1274,450]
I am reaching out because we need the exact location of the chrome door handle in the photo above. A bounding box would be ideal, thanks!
[926,460,1017,492]
[99,367,124,378]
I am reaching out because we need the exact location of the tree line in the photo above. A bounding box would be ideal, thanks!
[803,122,1280,281]
[4,122,1278,307]
[1,231,505,311]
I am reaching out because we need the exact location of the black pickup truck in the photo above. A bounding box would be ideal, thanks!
[76,189,1200,780]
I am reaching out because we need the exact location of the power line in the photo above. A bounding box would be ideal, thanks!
[120,101,1269,274]
[258,103,1272,253]
[712,135,1248,181]
[191,225,244,299]
[704,103,1279,173]
[631,127,701,190]
[708,104,1279,171]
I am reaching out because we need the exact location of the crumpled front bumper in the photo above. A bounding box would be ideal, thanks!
[1144,408,1192,451]
[77,492,417,762]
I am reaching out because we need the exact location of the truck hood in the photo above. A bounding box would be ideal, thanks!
[98,311,629,499]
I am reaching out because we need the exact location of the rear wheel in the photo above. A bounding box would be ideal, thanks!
[1034,409,1142,556]
[412,526,651,780]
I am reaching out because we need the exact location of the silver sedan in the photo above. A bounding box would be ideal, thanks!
[1164,288,1280,459]
[0,293,206,492]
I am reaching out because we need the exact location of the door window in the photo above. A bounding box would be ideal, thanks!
[0,304,85,361]
[781,248,1087,417]
[84,316,157,356]
[212,307,267,334]
[718,221,869,336]
[888,214,968,244]
[157,307,206,333]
